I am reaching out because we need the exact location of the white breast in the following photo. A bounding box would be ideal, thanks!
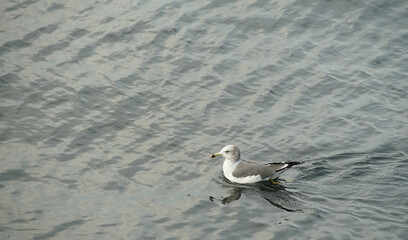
[223,160,263,184]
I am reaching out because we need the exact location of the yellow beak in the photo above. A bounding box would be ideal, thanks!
[210,152,221,158]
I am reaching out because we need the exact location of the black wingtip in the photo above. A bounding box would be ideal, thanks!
[275,161,304,172]
[286,161,305,167]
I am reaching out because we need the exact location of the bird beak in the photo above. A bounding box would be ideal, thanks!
[211,152,221,158]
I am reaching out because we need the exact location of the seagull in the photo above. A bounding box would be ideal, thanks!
[211,145,304,184]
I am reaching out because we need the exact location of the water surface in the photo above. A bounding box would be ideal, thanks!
[1,0,408,239]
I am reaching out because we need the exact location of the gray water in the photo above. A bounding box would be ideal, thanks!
[1,0,408,239]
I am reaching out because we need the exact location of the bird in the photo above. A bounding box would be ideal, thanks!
[210,145,304,184]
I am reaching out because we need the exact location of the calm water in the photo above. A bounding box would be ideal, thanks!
[1,0,408,239]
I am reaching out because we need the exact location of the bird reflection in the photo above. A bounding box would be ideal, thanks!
[209,187,243,204]
[210,177,302,212]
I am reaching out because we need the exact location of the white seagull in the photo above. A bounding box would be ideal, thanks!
[211,145,304,184]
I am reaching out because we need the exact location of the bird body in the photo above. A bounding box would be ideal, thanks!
[211,145,303,184]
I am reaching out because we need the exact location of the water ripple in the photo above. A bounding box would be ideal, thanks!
[1,0,408,239]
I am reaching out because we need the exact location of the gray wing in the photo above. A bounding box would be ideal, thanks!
[233,161,304,179]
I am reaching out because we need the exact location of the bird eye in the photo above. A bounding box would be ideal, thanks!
[225,151,230,153]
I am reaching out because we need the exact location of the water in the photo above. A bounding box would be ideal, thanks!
[1,0,408,239]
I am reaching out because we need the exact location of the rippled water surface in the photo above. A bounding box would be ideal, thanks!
[1,0,408,239]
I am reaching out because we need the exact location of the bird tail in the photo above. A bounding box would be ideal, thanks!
[275,161,304,172]
[286,161,305,167]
